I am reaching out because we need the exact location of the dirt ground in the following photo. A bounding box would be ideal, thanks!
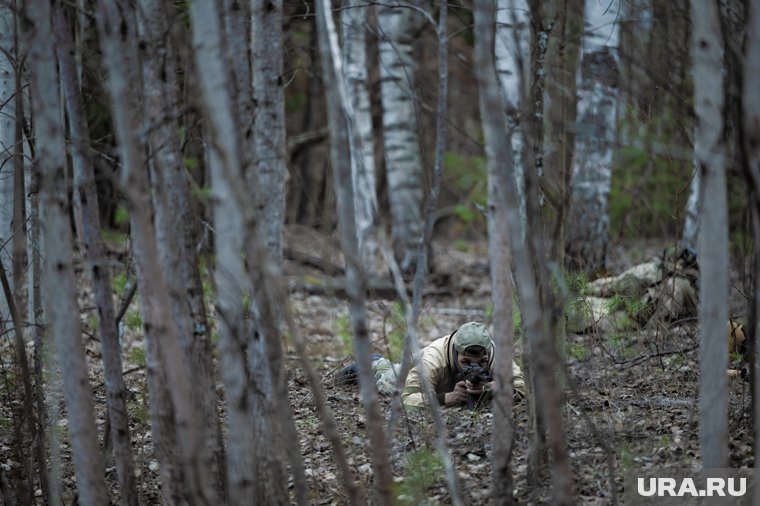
[284,238,754,505]
[1,236,754,505]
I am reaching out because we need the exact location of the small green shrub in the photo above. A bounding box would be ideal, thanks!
[394,448,443,506]
[127,345,146,367]
[110,272,128,297]
[125,310,143,331]
[336,314,352,356]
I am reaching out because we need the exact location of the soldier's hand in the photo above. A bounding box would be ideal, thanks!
[465,380,495,394]
[444,381,469,406]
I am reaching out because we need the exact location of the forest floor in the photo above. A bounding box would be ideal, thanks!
[283,236,754,505]
[1,232,754,505]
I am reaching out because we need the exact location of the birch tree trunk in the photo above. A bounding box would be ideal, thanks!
[476,1,574,502]
[692,0,729,469]
[378,4,423,275]
[489,5,519,499]
[342,0,380,274]
[191,3,306,504]
[24,0,108,503]
[250,2,308,502]
[189,3,258,504]
[541,0,583,264]
[9,0,27,337]
[316,1,395,503]
[52,3,138,504]
[0,2,14,319]
[96,3,214,503]
[136,1,226,499]
[682,159,701,251]
[566,0,620,273]
[252,0,286,259]
[743,1,760,498]
[495,0,530,235]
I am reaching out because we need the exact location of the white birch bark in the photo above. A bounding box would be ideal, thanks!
[495,0,529,235]
[490,6,519,500]
[24,0,108,503]
[682,157,700,251]
[315,1,395,502]
[566,0,620,272]
[692,0,729,469]
[378,4,423,274]
[0,4,15,318]
[342,0,380,274]
[252,0,286,260]
[52,3,138,504]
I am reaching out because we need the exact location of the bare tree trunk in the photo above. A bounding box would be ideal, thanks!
[541,0,583,265]
[0,0,14,321]
[378,3,424,275]
[495,0,530,235]
[692,0,729,469]
[23,0,108,503]
[136,1,226,500]
[10,23,27,339]
[476,1,574,502]
[743,1,760,500]
[490,4,527,498]
[96,3,213,504]
[192,5,257,502]
[566,0,619,273]
[316,1,394,503]
[51,3,138,505]
[252,0,286,259]
[342,0,380,274]
[250,2,309,503]
[474,4,519,504]
[191,3,308,504]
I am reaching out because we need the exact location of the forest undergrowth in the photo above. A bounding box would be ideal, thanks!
[0,238,752,505]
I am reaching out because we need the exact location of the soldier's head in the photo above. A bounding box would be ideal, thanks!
[452,322,492,370]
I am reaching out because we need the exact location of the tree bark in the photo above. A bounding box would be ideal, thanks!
[378,3,424,275]
[743,1,760,499]
[692,0,729,469]
[252,0,287,259]
[495,0,530,236]
[96,2,212,503]
[476,1,574,502]
[316,1,395,503]
[0,0,14,321]
[541,0,583,266]
[52,3,138,505]
[136,0,226,500]
[190,3,256,503]
[342,0,380,274]
[23,0,109,503]
[566,0,620,273]
[489,3,520,496]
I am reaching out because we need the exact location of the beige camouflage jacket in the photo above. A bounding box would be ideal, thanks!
[401,334,525,408]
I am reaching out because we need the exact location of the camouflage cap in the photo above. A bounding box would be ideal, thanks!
[452,322,493,354]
